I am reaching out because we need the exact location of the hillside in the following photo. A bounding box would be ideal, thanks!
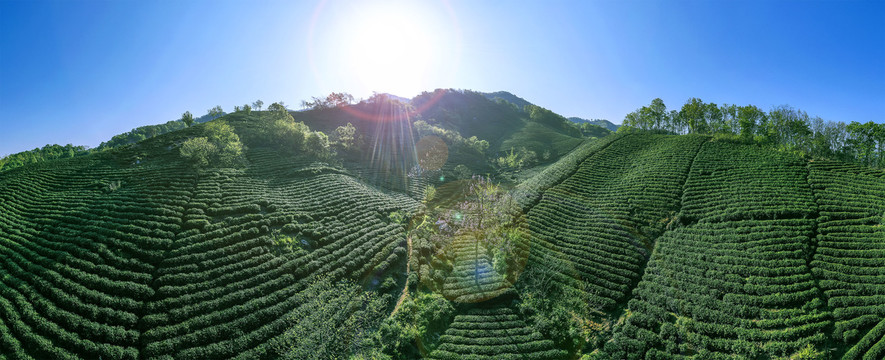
[0,98,883,359]
[567,117,619,132]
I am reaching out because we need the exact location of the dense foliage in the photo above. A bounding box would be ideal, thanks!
[621,97,885,168]
[0,144,89,172]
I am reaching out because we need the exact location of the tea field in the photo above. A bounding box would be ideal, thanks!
[0,115,882,359]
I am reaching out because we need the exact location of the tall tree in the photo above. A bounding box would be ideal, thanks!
[704,102,725,134]
[253,100,264,121]
[679,98,709,134]
[846,121,885,168]
[736,105,766,141]
[720,104,738,135]
[181,111,194,127]
[647,98,668,130]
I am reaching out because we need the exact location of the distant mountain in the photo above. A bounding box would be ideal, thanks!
[379,93,411,104]
[481,91,533,111]
[568,117,619,131]
[482,91,620,133]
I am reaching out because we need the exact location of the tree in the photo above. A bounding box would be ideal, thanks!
[647,98,668,130]
[622,111,642,131]
[208,106,223,120]
[622,98,671,132]
[720,104,738,135]
[333,122,357,151]
[267,102,290,121]
[180,120,243,168]
[180,137,217,168]
[465,136,489,154]
[205,121,243,166]
[270,118,309,150]
[268,101,286,112]
[766,105,810,151]
[243,104,252,115]
[181,111,194,127]
[736,105,766,141]
[449,175,523,284]
[579,123,611,138]
[680,98,709,134]
[704,102,725,134]
[253,100,264,121]
[305,131,330,157]
[669,110,684,133]
[326,92,354,107]
[846,121,885,168]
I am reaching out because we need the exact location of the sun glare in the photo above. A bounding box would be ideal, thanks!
[310,0,459,98]
[347,10,433,96]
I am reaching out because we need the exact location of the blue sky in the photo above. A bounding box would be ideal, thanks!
[1,0,883,156]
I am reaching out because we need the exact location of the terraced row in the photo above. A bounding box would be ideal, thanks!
[525,134,708,310]
[680,141,817,222]
[429,305,566,360]
[0,151,192,359]
[0,140,419,359]
[513,134,624,210]
[604,140,830,359]
[808,160,885,360]
[440,234,511,303]
[141,148,418,359]
[604,219,829,359]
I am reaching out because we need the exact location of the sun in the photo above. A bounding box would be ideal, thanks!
[346,8,434,97]
[310,0,459,98]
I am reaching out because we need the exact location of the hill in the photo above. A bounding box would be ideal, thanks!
[567,117,619,132]
[0,112,220,173]
[482,90,534,111]
[0,95,883,360]
[480,91,619,133]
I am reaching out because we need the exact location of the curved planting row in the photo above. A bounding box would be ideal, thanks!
[808,160,885,359]
[603,219,828,359]
[0,137,419,359]
[0,153,193,359]
[525,134,708,311]
[429,305,566,360]
[680,141,817,222]
[440,235,511,303]
[139,147,418,359]
[604,140,830,359]
[513,134,623,210]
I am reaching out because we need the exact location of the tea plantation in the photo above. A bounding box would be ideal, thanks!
[0,102,882,359]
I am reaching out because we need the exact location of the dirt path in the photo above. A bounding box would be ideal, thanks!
[392,236,412,315]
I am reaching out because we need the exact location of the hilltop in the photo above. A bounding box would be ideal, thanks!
[0,90,883,360]
[567,117,620,132]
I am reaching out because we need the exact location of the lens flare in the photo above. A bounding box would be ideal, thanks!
[415,135,448,171]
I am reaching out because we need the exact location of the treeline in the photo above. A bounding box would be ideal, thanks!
[0,113,220,173]
[98,112,216,150]
[621,97,885,168]
[0,144,89,172]
[97,120,187,150]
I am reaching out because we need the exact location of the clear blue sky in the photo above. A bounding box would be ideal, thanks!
[1,0,883,156]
